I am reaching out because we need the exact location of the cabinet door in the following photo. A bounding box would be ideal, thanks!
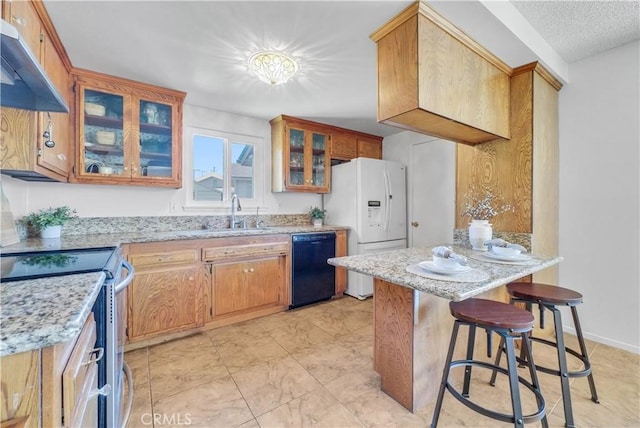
[128,264,200,340]
[213,256,283,318]
[4,1,42,60]
[285,126,330,193]
[330,132,357,160]
[37,33,71,177]
[357,136,382,159]
[77,84,129,180]
[0,351,40,428]
[135,99,178,182]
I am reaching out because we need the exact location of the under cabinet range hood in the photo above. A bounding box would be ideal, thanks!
[0,19,68,112]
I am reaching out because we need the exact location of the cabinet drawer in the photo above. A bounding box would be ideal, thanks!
[62,313,99,426]
[203,242,289,262]
[130,249,199,268]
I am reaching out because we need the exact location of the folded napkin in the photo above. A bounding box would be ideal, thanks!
[432,246,468,266]
[484,238,527,253]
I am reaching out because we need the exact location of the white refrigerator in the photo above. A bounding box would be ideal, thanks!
[323,157,407,299]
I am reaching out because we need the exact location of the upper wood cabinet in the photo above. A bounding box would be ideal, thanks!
[271,115,331,193]
[0,0,73,182]
[71,69,186,188]
[271,115,383,192]
[370,1,511,145]
[330,130,383,161]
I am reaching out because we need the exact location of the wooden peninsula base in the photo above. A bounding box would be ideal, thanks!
[373,278,504,412]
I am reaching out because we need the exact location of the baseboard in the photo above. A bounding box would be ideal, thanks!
[563,325,640,355]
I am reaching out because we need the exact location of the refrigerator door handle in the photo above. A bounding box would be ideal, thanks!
[383,168,391,232]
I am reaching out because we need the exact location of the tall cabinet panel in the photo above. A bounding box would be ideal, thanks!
[72,69,186,188]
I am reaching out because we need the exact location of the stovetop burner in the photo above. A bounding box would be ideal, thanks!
[1,247,118,283]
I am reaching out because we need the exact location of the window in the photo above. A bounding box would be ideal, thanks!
[186,127,262,209]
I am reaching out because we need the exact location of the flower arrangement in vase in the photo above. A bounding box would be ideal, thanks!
[308,206,327,227]
[23,206,77,239]
[460,189,512,251]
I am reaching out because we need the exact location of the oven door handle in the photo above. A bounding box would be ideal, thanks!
[114,260,135,294]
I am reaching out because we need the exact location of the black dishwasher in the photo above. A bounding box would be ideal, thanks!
[291,232,336,309]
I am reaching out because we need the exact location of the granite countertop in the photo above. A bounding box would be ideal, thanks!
[0,272,105,357]
[1,225,348,254]
[328,245,562,301]
[0,225,347,357]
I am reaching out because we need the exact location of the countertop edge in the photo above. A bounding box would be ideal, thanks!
[0,272,105,357]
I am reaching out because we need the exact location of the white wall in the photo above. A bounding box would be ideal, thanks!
[559,40,640,353]
[2,104,321,219]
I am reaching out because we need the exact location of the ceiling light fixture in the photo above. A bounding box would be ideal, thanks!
[248,51,299,85]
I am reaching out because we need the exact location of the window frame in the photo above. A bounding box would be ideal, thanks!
[184,126,264,211]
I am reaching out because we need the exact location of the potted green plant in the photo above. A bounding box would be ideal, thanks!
[308,206,327,227]
[23,206,77,239]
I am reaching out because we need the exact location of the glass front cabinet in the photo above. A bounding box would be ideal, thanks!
[72,70,186,188]
[270,115,330,193]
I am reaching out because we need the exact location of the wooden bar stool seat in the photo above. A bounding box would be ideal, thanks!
[431,298,547,428]
[491,282,599,428]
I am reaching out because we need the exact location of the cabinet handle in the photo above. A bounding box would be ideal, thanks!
[249,268,254,273]
[82,347,104,366]
[11,16,26,26]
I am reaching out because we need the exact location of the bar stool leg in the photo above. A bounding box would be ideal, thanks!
[504,334,525,428]
[462,324,477,398]
[489,335,505,386]
[571,306,599,403]
[431,320,461,428]
[521,331,549,428]
[549,305,575,428]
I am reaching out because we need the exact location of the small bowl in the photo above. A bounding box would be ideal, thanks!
[433,255,460,269]
[85,102,106,116]
[98,166,113,175]
[95,131,116,145]
[490,246,521,257]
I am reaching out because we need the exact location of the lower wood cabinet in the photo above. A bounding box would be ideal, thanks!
[203,234,290,326]
[0,313,100,428]
[127,247,202,342]
[211,256,285,318]
[0,350,40,428]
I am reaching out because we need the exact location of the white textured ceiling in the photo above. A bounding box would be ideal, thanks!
[42,1,639,137]
[511,0,640,63]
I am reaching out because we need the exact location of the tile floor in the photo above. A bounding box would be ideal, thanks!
[125,297,639,427]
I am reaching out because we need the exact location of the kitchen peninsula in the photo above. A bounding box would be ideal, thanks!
[328,246,562,413]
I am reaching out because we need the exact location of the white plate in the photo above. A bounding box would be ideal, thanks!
[418,260,471,275]
[484,252,531,262]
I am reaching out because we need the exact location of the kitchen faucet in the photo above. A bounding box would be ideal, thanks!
[230,193,243,229]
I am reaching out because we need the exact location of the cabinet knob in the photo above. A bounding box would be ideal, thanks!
[411,221,419,227]
[249,268,254,273]
[188,276,194,281]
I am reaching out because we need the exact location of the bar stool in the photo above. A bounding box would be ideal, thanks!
[431,298,547,428]
[490,282,599,428]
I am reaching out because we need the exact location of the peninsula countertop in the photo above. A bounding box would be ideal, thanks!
[328,245,562,301]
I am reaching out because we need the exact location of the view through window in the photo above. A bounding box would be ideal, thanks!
[192,134,255,202]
